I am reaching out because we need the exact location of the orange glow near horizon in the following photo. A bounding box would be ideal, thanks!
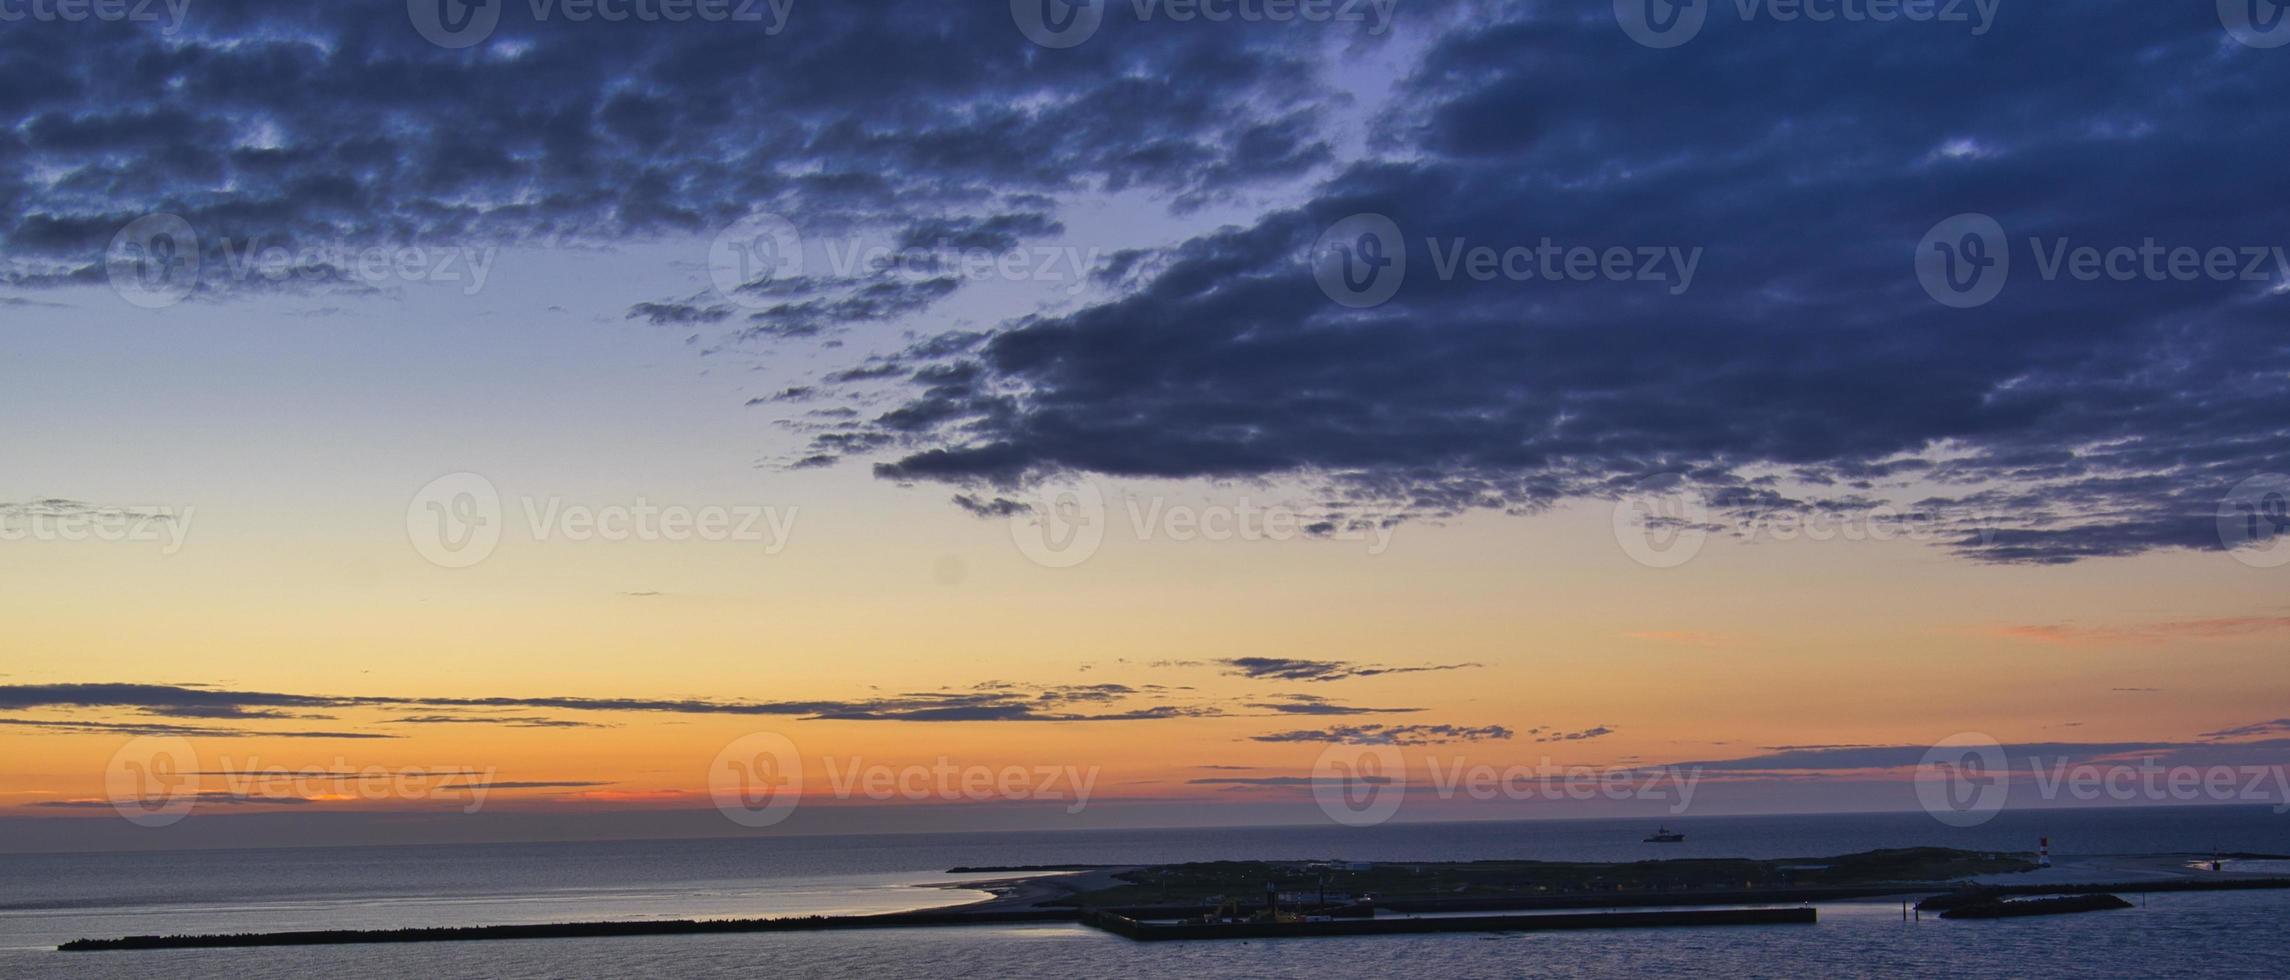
[6,495,2287,837]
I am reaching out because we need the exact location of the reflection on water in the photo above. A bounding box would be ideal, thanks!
[12,893,2290,980]
[0,871,988,954]
[5,808,2286,977]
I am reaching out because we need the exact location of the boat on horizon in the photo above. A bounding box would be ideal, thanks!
[1643,827,1685,843]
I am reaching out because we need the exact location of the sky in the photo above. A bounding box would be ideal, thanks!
[3,0,2290,852]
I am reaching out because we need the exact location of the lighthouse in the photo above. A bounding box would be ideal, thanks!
[2038,836,2052,868]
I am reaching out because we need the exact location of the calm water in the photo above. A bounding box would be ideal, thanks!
[5,807,2286,978]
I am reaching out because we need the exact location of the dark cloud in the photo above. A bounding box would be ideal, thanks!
[0,2,1351,311]
[140,705,333,720]
[0,681,1216,729]
[0,718,393,739]
[0,683,340,714]
[829,3,2290,566]
[2201,719,2290,741]
[724,275,964,342]
[7,4,2276,568]
[897,213,1064,253]
[951,493,1030,518]
[627,302,732,326]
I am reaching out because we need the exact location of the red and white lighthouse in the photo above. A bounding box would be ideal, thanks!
[2038,836,2052,867]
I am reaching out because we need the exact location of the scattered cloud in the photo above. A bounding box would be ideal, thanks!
[0,681,1221,732]
[1987,617,2290,647]
[2200,719,2290,741]
[0,717,395,739]
[1250,723,1515,746]
[1534,725,1614,744]
[384,715,609,730]
[0,499,176,524]
[1215,657,1482,683]
[1665,739,2290,775]
[1244,694,1423,716]
[1188,774,1395,787]
[31,792,314,808]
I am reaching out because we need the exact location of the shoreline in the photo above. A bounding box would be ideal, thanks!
[935,866,1140,913]
[56,850,2290,952]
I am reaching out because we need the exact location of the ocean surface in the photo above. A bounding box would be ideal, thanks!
[4,806,2286,978]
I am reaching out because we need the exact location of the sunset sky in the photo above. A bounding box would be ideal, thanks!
[3,1,2289,851]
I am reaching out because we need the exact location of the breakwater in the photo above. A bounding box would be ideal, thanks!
[61,874,2290,951]
[1081,907,1818,941]
[59,904,1816,951]
[58,908,1079,952]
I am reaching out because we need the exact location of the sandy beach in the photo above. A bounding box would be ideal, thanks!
[934,867,1142,912]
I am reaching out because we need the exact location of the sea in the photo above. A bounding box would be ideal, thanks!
[4,806,2286,978]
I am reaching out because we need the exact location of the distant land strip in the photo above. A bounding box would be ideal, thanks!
[62,905,1827,951]
[60,908,1081,951]
[65,880,2290,952]
[60,852,2290,952]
